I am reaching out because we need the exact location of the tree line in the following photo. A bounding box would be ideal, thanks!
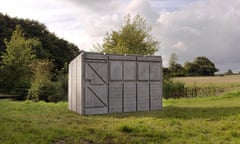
[0,13,80,101]
[165,53,218,77]
[0,13,80,70]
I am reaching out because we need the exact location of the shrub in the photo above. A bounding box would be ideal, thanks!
[47,81,65,102]
[27,60,65,102]
[163,80,185,99]
[28,80,64,102]
[15,80,31,100]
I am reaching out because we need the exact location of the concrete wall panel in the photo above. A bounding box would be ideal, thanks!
[124,83,136,112]
[71,60,77,112]
[137,82,150,111]
[150,63,161,81]
[110,61,122,81]
[138,62,149,80]
[150,82,162,110]
[124,62,136,80]
[109,83,123,113]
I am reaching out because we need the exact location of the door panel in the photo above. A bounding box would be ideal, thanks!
[85,62,108,114]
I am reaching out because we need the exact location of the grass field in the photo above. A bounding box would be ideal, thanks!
[171,75,240,97]
[173,75,240,86]
[1,91,240,144]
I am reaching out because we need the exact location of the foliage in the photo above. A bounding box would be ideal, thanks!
[28,80,64,102]
[164,80,226,99]
[168,53,185,76]
[0,25,37,97]
[166,53,218,76]
[1,91,240,143]
[54,64,68,99]
[164,75,240,99]
[168,53,177,71]
[27,60,65,102]
[99,14,159,55]
[183,61,198,76]
[0,13,80,69]
[173,75,240,98]
[225,69,233,75]
[163,80,185,99]
[184,85,224,97]
[191,56,218,76]
[163,67,172,81]
[0,13,79,101]
[173,75,240,86]
[30,59,53,81]
[27,59,53,101]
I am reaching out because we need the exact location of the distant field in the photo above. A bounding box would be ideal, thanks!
[172,75,240,97]
[173,75,240,86]
[1,91,240,144]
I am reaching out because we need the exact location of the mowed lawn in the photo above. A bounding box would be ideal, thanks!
[1,91,240,144]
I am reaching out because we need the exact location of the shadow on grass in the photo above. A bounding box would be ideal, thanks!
[105,106,240,120]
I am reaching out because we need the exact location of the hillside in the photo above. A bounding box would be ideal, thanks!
[0,13,80,69]
[1,91,240,143]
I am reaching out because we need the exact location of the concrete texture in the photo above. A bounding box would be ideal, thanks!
[68,52,162,115]
[124,62,136,80]
[109,83,123,113]
[137,82,149,111]
[110,61,122,81]
[124,83,136,112]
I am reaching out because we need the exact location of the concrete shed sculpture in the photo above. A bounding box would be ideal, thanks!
[68,52,162,115]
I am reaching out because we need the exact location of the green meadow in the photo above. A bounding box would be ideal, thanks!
[1,90,240,144]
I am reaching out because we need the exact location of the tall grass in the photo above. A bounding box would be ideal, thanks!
[164,75,240,98]
[163,80,185,99]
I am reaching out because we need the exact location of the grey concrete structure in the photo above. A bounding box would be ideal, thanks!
[68,52,162,115]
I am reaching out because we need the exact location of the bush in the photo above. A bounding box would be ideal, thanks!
[28,60,66,102]
[28,80,64,102]
[52,66,68,101]
[15,80,31,100]
[163,80,185,99]
[163,79,226,99]
[47,81,65,102]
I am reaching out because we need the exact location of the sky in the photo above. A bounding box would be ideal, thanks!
[1,0,240,73]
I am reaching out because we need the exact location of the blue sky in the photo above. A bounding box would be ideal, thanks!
[0,0,240,73]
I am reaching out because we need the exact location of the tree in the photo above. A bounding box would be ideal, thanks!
[192,56,218,76]
[183,61,198,76]
[0,25,39,95]
[169,53,177,72]
[168,53,184,76]
[99,14,159,55]
[0,13,80,70]
[27,59,65,102]
[225,69,233,75]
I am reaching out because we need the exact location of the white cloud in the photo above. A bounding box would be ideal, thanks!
[0,0,126,51]
[1,0,240,72]
[156,0,240,72]
[55,0,125,50]
[125,0,158,25]
[172,41,187,50]
[65,0,121,14]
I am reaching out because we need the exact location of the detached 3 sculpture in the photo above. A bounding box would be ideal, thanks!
[68,52,162,115]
